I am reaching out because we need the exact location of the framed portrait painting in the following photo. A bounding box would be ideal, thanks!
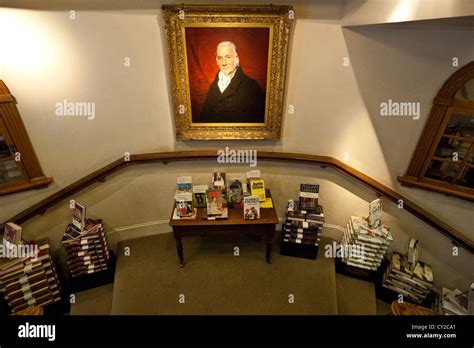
[162,5,292,140]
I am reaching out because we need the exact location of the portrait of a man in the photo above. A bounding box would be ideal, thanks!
[199,41,265,123]
[184,27,270,124]
[163,5,291,140]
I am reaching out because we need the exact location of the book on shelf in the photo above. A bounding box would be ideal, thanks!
[192,184,208,208]
[298,184,319,211]
[212,172,226,190]
[3,222,22,251]
[227,178,244,208]
[250,179,266,202]
[243,195,260,219]
[176,176,192,193]
[72,202,86,231]
[175,192,194,217]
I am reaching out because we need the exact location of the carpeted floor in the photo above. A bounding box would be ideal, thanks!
[111,233,339,315]
[336,274,377,315]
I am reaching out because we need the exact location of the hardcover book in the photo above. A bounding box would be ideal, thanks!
[212,172,226,190]
[192,185,208,208]
[72,202,86,231]
[368,198,382,228]
[250,179,266,202]
[176,176,193,193]
[3,222,22,250]
[298,184,319,211]
[243,196,260,219]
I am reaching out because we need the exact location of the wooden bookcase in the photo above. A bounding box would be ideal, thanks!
[398,62,474,201]
[0,81,52,195]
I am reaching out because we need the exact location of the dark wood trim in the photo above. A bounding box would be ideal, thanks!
[400,61,474,200]
[0,80,53,194]
[1,150,473,253]
[398,175,474,201]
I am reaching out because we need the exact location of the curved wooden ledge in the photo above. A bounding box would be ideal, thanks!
[2,150,473,253]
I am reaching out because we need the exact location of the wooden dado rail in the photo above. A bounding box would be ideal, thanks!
[2,150,473,253]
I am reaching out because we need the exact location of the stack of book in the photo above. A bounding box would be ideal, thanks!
[439,287,470,315]
[341,215,393,271]
[62,219,110,278]
[0,238,61,314]
[280,192,324,260]
[382,251,434,304]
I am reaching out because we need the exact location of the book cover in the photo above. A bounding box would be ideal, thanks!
[368,198,382,228]
[298,184,319,211]
[212,172,226,190]
[227,178,244,207]
[72,203,86,231]
[176,176,193,193]
[246,169,261,192]
[206,189,227,216]
[192,184,208,208]
[175,192,193,217]
[3,222,22,250]
[250,179,266,202]
[243,196,260,219]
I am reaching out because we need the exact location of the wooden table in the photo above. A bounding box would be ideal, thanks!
[169,189,279,267]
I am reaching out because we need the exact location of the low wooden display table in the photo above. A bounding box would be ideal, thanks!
[169,189,279,267]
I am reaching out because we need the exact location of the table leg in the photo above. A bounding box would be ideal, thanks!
[266,228,275,264]
[174,233,184,267]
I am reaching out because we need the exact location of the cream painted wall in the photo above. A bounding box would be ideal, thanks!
[0,1,473,288]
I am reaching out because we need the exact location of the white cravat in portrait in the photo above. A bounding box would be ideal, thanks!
[217,70,236,93]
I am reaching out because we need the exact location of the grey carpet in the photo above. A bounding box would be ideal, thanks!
[111,233,338,315]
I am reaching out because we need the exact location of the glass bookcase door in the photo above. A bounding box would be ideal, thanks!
[0,123,26,185]
[423,109,474,189]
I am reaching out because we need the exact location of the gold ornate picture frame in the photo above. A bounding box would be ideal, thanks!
[162,5,292,140]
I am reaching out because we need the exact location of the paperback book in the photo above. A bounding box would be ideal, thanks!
[192,184,208,208]
[250,179,266,202]
[243,196,260,219]
[206,189,227,216]
[212,172,226,190]
[175,192,194,217]
[227,178,244,208]
[176,176,193,193]
[368,198,382,228]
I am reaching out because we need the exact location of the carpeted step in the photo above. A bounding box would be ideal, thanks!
[110,232,338,315]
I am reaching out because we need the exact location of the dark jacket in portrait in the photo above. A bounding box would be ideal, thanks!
[197,67,265,123]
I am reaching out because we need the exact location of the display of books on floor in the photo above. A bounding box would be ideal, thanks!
[436,286,471,315]
[62,204,110,278]
[382,251,434,304]
[0,237,61,314]
[280,185,324,260]
[340,199,393,271]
